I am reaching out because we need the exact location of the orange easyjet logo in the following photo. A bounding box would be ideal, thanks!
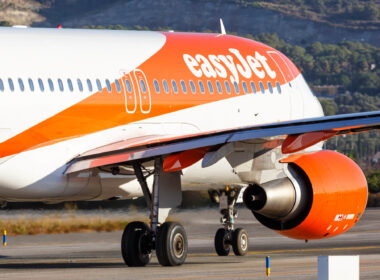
[183,49,276,84]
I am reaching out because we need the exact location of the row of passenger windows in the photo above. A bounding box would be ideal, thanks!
[0,77,282,95]
[0,78,120,93]
[151,79,282,95]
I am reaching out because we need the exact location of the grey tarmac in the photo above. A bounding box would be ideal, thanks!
[0,207,380,279]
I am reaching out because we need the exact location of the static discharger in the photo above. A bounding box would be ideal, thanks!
[3,230,6,246]
[266,256,270,277]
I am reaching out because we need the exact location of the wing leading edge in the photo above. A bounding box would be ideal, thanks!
[65,111,380,175]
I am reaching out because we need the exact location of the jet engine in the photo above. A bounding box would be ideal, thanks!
[243,150,368,240]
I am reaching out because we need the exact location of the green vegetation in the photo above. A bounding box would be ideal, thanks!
[250,33,380,95]
[368,170,380,193]
[318,93,380,167]
[230,0,380,29]
[367,171,380,206]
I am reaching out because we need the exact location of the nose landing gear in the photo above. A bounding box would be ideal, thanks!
[213,188,249,256]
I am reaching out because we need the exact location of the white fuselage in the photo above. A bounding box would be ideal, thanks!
[0,27,323,202]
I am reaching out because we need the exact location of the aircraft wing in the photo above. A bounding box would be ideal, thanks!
[65,111,380,175]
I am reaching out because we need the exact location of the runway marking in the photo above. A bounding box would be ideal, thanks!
[155,270,317,280]
[188,245,380,257]
[156,265,380,280]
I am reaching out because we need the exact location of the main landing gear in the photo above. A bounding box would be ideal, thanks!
[121,158,187,267]
[210,187,249,256]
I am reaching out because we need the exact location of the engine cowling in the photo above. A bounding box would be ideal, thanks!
[243,150,368,240]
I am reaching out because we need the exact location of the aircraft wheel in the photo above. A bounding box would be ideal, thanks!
[232,228,248,256]
[156,222,188,266]
[121,221,152,267]
[214,228,230,256]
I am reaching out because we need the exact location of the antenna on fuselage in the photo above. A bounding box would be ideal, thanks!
[219,18,226,35]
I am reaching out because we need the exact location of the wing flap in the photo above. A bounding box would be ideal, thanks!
[65,111,380,175]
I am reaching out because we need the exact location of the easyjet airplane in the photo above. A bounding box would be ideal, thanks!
[0,25,379,267]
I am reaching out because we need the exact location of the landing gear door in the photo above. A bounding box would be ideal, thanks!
[120,71,137,114]
[134,69,152,114]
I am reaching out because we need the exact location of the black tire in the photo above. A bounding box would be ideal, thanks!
[214,228,230,256]
[232,228,249,256]
[121,221,152,267]
[156,222,188,266]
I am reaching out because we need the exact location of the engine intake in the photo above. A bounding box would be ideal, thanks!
[244,150,368,240]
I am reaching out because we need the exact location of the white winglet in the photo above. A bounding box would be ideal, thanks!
[220,18,226,35]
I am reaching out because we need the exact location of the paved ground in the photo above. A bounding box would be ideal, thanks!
[0,208,380,279]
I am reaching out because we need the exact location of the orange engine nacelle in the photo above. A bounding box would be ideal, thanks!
[243,150,368,240]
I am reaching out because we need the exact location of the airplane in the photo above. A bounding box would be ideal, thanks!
[0,25,379,267]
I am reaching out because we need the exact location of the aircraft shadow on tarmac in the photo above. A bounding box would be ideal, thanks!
[0,262,124,269]
[0,259,242,269]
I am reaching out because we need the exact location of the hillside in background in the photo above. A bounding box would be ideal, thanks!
[236,0,380,30]
[0,0,44,26]
[0,0,379,47]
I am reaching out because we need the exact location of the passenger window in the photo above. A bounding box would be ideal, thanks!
[88,79,93,92]
[67,79,73,92]
[189,80,196,94]
[18,78,24,92]
[216,81,222,94]
[140,79,147,93]
[154,79,160,93]
[268,82,273,94]
[180,80,187,93]
[259,81,265,94]
[8,78,14,92]
[28,79,34,92]
[125,79,132,92]
[77,79,83,92]
[0,79,4,91]
[163,80,169,93]
[48,79,54,92]
[207,81,214,94]
[242,81,248,94]
[115,79,121,93]
[96,79,102,92]
[170,80,177,94]
[58,79,64,92]
[233,81,240,94]
[250,81,257,93]
[198,80,205,93]
[276,82,282,94]
[38,79,44,92]
[224,81,231,94]
[105,79,111,92]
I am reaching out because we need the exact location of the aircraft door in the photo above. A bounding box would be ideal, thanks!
[134,69,152,114]
[121,72,137,114]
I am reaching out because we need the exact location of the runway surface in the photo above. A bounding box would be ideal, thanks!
[0,207,380,279]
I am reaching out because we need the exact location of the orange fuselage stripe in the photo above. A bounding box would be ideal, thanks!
[0,32,299,158]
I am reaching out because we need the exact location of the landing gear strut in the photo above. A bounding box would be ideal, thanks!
[121,157,188,266]
[213,187,249,256]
